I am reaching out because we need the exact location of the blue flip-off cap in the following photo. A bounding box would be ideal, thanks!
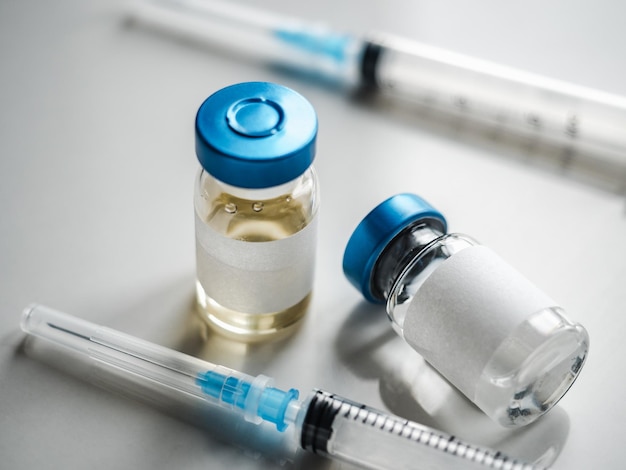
[195,82,318,189]
[342,193,447,303]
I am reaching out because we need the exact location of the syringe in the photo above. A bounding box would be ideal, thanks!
[130,0,626,192]
[21,304,544,470]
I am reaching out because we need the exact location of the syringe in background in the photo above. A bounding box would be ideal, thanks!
[21,304,544,470]
[129,0,626,193]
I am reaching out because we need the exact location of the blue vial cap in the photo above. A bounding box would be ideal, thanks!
[195,82,318,189]
[343,193,447,303]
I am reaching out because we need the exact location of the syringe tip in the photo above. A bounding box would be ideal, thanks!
[257,387,299,432]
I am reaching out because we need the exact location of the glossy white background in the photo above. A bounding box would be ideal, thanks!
[1,1,625,468]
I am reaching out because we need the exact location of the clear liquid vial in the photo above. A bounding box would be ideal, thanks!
[194,82,319,341]
[343,193,589,427]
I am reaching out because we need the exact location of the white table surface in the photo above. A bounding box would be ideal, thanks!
[2,1,625,469]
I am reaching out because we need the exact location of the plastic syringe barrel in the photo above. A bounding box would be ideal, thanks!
[362,36,626,174]
[301,390,545,470]
[20,304,298,431]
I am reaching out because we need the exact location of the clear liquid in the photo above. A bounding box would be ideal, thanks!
[475,307,589,427]
[195,191,316,341]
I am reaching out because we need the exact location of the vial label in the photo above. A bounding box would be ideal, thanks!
[195,213,317,314]
[402,245,555,399]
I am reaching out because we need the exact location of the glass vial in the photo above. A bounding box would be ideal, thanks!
[194,82,319,341]
[343,193,589,427]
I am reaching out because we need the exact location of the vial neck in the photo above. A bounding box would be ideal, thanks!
[202,169,310,201]
[370,222,445,302]
[385,233,477,333]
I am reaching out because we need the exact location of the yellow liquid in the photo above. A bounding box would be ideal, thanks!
[206,192,309,238]
[196,282,311,342]
[195,192,315,341]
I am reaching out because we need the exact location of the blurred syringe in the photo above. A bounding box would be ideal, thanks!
[129,0,626,192]
[21,304,544,469]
